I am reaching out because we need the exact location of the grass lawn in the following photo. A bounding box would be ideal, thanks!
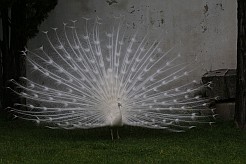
[0,116,246,164]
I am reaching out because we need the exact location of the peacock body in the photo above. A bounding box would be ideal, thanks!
[8,16,215,136]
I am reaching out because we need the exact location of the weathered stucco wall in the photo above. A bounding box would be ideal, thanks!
[28,0,237,82]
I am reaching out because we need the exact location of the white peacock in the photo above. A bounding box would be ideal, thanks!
[8,16,215,139]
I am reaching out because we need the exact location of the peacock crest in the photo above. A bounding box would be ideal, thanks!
[7,16,215,137]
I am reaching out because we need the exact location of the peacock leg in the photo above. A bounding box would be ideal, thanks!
[110,128,114,140]
[117,128,120,139]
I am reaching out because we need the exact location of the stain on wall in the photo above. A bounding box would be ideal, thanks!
[204,4,209,14]
[106,0,118,6]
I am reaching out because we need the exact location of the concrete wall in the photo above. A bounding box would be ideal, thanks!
[28,0,237,82]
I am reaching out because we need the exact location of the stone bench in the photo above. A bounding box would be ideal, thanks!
[202,69,236,120]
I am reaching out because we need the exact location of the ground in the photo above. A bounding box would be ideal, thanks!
[0,116,246,163]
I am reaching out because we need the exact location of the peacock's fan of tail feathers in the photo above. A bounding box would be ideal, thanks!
[8,16,216,132]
